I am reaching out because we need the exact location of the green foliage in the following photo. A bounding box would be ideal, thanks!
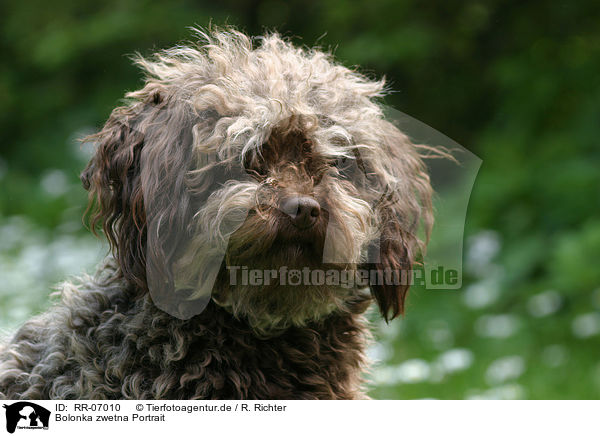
[1,0,599,398]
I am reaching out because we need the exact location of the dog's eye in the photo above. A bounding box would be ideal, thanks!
[332,154,372,186]
[243,152,267,178]
[300,139,313,156]
[332,156,355,176]
[334,156,348,168]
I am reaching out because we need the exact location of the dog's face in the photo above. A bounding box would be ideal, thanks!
[81,30,433,332]
[221,123,373,271]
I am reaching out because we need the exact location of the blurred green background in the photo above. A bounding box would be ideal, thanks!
[1,0,599,399]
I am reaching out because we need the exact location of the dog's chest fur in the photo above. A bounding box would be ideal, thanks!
[0,278,370,400]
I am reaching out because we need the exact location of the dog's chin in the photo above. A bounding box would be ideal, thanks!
[225,224,326,267]
[213,238,360,335]
[230,243,322,269]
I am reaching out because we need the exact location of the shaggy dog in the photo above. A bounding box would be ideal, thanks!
[0,29,435,399]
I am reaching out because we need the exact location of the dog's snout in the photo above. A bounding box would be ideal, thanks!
[280,196,321,229]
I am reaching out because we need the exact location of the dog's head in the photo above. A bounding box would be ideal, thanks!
[81,29,434,332]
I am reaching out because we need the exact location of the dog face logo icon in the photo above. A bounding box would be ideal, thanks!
[2,402,50,433]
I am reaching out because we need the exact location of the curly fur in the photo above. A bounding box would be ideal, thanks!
[0,27,435,399]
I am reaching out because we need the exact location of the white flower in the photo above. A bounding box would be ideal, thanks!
[436,348,474,373]
[475,314,520,338]
[40,169,69,197]
[466,230,501,274]
[572,313,600,338]
[371,359,431,385]
[366,343,391,364]
[425,320,454,349]
[463,279,501,309]
[485,356,525,385]
[393,359,431,384]
[466,383,526,400]
[527,290,562,317]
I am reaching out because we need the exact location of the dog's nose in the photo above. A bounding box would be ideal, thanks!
[280,196,321,229]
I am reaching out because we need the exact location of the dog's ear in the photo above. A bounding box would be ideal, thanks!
[81,85,195,303]
[81,102,149,294]
[364,120,434,321]
[367,198,420,321]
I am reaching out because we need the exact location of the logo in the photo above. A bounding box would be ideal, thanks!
[2,402,50,433]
